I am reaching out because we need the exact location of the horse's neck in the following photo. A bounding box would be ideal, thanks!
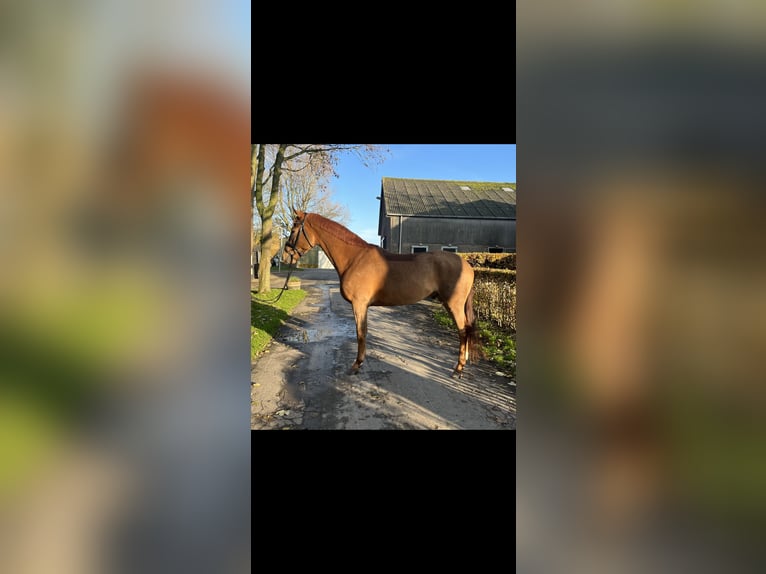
[311,226,363,275]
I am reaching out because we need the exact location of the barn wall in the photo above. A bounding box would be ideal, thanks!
[298,246,334,269]
[379,215,393,250]
[382,216,515,253]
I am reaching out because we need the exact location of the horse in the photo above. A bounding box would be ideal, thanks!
[283,210,479,377]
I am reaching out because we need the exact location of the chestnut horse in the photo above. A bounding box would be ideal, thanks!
[284,211,478,377]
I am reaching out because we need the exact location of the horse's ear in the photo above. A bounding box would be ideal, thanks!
[294,210,306,221]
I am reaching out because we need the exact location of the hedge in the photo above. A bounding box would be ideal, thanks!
[459,252,516,270]
[472,268,516,333]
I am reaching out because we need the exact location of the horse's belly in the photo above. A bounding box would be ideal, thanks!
[372,282,435,306]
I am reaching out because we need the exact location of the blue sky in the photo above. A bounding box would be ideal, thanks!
[331,144,517,244]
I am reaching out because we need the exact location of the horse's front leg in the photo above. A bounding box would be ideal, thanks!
[350,303,369,374]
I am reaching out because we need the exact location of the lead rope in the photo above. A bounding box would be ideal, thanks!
[253,265,294,304]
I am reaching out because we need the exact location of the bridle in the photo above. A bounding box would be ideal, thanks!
[255,216,313,303]
[284,217,314,260]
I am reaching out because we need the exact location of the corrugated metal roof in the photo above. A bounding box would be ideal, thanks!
[381,178,516,218]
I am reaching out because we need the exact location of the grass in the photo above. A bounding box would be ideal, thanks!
[251,289,307,360]
[433,308,516,377]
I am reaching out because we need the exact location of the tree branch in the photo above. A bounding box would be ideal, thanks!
[282,144,362,162]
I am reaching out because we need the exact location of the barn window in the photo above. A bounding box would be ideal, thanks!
[412,245,428,253]
[488,246,504,253]
[441,246,458,253]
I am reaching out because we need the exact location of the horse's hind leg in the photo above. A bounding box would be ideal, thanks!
[350,302,369,374]
[444,299,468,378]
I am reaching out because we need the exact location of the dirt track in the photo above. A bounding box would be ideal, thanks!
[251,269,516,430]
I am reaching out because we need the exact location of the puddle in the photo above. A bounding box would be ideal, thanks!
[278,281,355,344]
[281,324,355,344]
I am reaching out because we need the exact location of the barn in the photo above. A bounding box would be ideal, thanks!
[377,177,516,254]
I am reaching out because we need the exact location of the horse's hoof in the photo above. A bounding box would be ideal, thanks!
[451,369,463,379]
[350,362,362,375]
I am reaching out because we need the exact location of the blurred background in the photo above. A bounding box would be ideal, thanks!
[518,2,766,573]
[0,1,250,572]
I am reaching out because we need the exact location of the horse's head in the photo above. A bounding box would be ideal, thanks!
[283,210,313,264]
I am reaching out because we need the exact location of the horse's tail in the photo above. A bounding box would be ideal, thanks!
[464,284,480,362]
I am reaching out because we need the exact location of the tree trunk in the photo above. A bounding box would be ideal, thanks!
[250,145,259,281]
[257,144,287,294]
[258,216,273,290]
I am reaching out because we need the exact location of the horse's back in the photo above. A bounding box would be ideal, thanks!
[380,249,461,274]
[381,252,418,263]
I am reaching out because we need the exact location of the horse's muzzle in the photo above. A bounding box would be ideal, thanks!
[282,248,297,265]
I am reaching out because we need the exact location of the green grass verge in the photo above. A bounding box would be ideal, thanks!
[251,289,307,360]
[433,308,516,377]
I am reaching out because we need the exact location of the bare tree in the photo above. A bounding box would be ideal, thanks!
[251,144,387,294]
[274,164,350,238]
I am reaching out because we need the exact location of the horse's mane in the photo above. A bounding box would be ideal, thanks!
[307,213,370,247]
